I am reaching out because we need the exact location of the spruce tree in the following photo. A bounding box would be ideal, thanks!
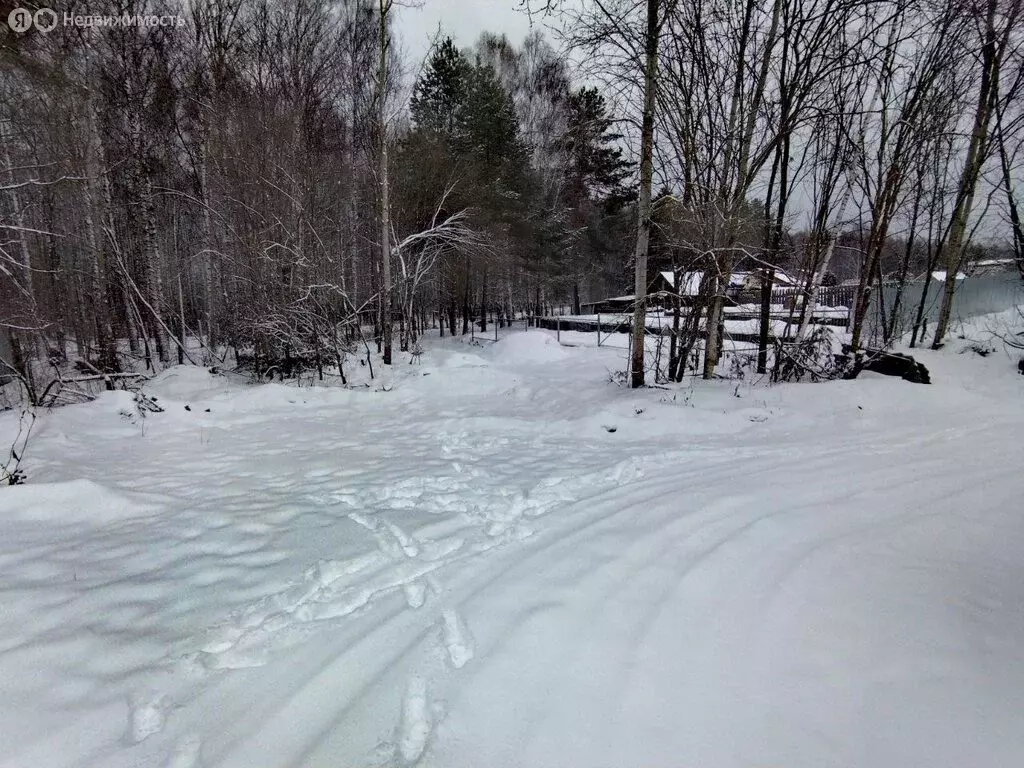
[562,87,633,211]
[558,87,635,314]
[458,61,529,187]
[410,38,472,136]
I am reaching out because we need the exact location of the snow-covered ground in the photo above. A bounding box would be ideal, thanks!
[1,317,1023,768]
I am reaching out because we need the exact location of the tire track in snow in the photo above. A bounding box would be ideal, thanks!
[155,448,762,767]
[446,494,774,747]
[425,431,1024,766]
[205,605,438,768]
[127,443,791,767]
[213,458,666,764]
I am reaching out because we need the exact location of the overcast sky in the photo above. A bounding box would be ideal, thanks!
[396,0,538,67]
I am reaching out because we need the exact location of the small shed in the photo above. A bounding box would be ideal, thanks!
[731,269,798,292]
[580,295,636,314]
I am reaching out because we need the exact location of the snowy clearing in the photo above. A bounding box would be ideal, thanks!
[1,320,1023,768]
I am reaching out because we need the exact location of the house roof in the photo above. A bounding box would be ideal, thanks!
[773,270,798,285]
[931,270,967,282]
[656,271,706,295]
[657,271,701,295]
[657,269,796,295]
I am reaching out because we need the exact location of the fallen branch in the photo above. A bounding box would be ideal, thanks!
[1,407,35,485]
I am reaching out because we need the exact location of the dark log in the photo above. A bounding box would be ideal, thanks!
[843,346,931,384]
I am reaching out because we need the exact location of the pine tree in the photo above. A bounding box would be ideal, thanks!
[458,61,529,188]
[410,38,472,137]
[412,43,531,209]
[562,87,633,211]
[557,87,635,313]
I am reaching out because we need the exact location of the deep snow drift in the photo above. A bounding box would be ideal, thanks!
[1,321,1023,768]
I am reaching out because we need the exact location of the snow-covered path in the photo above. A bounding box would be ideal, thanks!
[2,331,1023,768]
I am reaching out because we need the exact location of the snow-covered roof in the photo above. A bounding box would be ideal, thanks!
[657,271,701,295]
[971,258,1016,267]
[931,270,967,282]
[658,269,797,294]
[773,270,798,285]
[657,270,747,295]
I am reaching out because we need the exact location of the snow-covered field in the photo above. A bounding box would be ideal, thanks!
[2,321,1023,768]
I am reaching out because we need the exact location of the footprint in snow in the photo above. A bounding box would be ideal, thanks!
[164,734,203,768]
[425,574,444,596]
[419,536,464,562]
[350,513,420,559]
[396,676,432,765]
[441,609,474,669]
[383,521,420,558]
[126,692,168,744]
[403,581,427,609]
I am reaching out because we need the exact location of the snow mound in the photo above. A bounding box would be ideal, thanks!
[146,369,362,415]
[77,389,139,421]
[438,351,489,368]
[145,365,243,403]
[491,331,569,364]
[0,479,160,524]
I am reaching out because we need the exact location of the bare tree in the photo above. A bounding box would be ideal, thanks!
[932,0,1024,348]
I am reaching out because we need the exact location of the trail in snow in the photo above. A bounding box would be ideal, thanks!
[0,323,1022,768]
[397,677,432,764]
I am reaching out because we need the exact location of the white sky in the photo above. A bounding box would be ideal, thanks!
[396,0,536,68]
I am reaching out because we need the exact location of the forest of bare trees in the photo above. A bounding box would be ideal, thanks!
[2,0,1023,401]
[557,0,1024,385]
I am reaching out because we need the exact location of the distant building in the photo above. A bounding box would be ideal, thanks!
[579,295,636,314]
[654,268,796,297]
[0,332,13,386]
[732,269,798,292]
[581,269,798,314]
[967,257,1018,276]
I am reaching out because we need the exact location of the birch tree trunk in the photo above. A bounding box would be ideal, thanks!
[0,118,36,317]
[796,182,852,345]
[757,268,773,373]
[140,169,169,363]
[197,134,217,355]
[83,93,116,368]
[0,117,40,376]
[932,0,1012,348]
[702,271,724,378]
[378,0,393,365]
[630,0,660,389]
